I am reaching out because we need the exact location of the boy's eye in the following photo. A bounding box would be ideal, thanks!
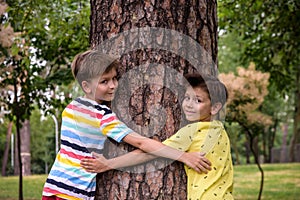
[184,96,190,100]
[100,80,108,84]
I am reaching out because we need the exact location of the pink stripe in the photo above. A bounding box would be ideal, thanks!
[101,116,117,125]
[43,187,61,195]
[60,148,93,160]
[66,104,103,119]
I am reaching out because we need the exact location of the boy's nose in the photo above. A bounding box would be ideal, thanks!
[109,80,117,88]
[186,100,194,107]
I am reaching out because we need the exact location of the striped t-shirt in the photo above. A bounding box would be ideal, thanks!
[42,97,133,200]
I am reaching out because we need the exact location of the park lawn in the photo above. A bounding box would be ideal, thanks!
[0,163,299,200]
[233,163,300,200]
[0,174,47,200]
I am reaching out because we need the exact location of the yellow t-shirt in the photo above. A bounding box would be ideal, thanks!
[163,120,234,200]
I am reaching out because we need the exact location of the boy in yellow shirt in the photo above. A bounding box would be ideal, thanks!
[81,73,234,199]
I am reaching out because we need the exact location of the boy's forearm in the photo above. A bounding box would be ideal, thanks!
[123,133,185,162]
[108,149,157,169]
[122,132,210,173]
[138,137,185,162]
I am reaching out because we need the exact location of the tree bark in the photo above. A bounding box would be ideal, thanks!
[90,0,218,199]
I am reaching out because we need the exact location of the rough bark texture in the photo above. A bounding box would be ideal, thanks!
[90,0,217,199]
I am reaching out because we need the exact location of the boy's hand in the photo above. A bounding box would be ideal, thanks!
[81,152,111,173]
[181,152,211,173]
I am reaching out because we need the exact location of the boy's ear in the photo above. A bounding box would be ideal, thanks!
[211,102,222,115]
[81,80,91,94]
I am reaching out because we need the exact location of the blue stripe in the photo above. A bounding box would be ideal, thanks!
[49,169,96,188]
[62,121,100,136]
[61,129,105,146]
[46,178,95,197]
[106,123,132,142]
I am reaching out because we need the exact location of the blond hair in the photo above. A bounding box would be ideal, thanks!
[71,50,119,87]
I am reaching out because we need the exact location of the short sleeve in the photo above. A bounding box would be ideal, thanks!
[163,123,198,152]
[100,112,133,143]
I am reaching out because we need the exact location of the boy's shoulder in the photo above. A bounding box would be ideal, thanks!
[183,121,200,129]
[183,120,224,132]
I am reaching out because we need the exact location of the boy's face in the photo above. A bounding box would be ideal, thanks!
[84,68,118,103]
[182,86,212,122]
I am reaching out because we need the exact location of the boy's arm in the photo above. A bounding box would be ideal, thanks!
[81,149,211,174]
[81,149,156,173]
[121,132,211,173]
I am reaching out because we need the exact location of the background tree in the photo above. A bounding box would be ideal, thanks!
[1,0,90,199]
[220,63,271,199]
[0,1,15,177]
[30,108,56,174]
[0,120,13,176]
[218,0,300,162]
[90,0,218,199]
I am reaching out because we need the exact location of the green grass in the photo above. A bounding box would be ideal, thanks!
[0,163,299,200]
[234,163,300,200]
[0,175,47,200]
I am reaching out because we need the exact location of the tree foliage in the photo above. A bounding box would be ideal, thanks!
[1,0,90,117]
[0,0,90,199]
[220,63,272,127]
[219,0,299,93]
[30,108,56,174]
[0,0,90,132]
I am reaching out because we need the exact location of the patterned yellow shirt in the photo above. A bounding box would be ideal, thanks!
[163,120,234,200]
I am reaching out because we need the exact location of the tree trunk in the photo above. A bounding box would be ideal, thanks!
[280,123,288,163]
[253,136,259,162]
[90,0,218,199]
[14,119,31,176]
[289,66,300,162]
[245,136,251,164]
[267,119,277,163]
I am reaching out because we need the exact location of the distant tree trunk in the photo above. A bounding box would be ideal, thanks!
[21,120,31,175]
[90,0,218,199]
[266,119,277,163]
[280,123,288,163]
[1,121,13,176]
[253,136,259,162]
[290,67,300,162]
[14,119,31,176]
[245,136,251,164]
[262,130,267,163]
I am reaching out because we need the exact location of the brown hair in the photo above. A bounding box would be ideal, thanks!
[71,50,119,88]
[184,73,228,107]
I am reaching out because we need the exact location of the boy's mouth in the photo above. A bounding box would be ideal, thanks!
[184,110,196,115]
